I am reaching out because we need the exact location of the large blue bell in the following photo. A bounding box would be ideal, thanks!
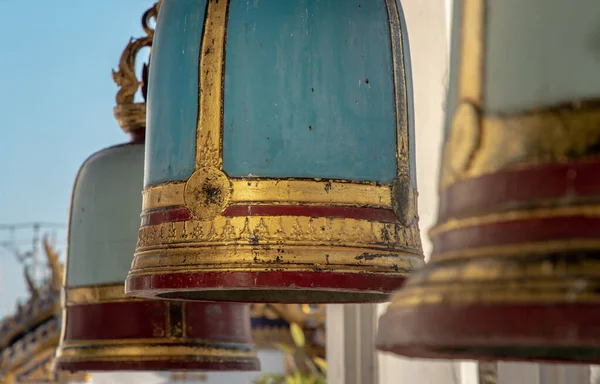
[126,0,424,304]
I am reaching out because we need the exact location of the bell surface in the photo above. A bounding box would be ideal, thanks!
[377,0,600,363]
[54,142,260,373]
[126,0,424,304]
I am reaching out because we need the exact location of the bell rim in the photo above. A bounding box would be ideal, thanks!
[125,270,408,303]
[376,301,600,364]
[53,341,260,373]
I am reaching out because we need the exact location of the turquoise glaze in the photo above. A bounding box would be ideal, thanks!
[223,0,399,184]
[146,0,414,186]
[145,0,206,187]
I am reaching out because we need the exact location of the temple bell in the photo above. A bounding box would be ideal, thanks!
[377,0,600,363]
[53,3,259,372]
[125,0,424,304]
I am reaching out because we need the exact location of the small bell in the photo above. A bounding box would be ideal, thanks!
[126,0,424,304]
[377,0,600,363]
[53,2,259,373]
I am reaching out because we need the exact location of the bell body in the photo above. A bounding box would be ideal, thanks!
[378,0,600,363]
[54,142,259,372]
[126,0,424,304]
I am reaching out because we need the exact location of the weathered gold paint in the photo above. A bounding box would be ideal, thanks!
[430,204,600,237]
[135,215,422,253]
[64,284,145,306]
[195,0,228,169]
[458,0,486,105]
[385,0,410,175]
[143,179,393,211]
[442,100,600,189]
[387,253,600,308]
[56,342,256,362]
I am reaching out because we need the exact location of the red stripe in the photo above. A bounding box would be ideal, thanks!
[142,207,192,226]
[64,301,166,340]
[439,159,600,221]
[125,271,405,303]
[223,205,398,222]
[142,205,398,226]
[377,303,600,363]
[432,216,600,254]
[63,300,253,343]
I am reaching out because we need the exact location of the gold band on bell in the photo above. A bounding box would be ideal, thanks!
[135,215,422,256]
[56,340,256,362]
[142,180,393,211]
[442,100,600,188]
[64,284,144,306]
[387,253,600,308]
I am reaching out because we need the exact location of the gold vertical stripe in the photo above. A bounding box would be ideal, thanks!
[385,0,410,175]
[196,0,229,169]
[458,0,486,106]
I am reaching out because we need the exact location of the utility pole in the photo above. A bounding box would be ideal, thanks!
[0,222,65,286]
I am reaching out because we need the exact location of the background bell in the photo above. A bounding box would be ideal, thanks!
[377,0,600,363]
[126,0,424,304]
[53,3,259,373]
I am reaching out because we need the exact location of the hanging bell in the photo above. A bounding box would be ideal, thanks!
[377,0,600,363]
[125,0,424,304]
[53,3,259,373]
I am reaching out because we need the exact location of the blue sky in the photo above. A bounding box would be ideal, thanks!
[0,0,154,316]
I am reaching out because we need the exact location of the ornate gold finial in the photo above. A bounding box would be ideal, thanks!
[112,2,160,138]
[43,237,63,292]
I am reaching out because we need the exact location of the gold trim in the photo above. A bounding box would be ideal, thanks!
[142,180,393,211]
[385,0,410,176]
[441,101,600,188]
[135,216,422,253]
[431,239,600,263]
[458,0,485,105]
[131,245,421,276]
[112,2,159,134]
[388,280,600,308]
[184,167,232,220]
[387,253,600,307]
[55,342,256,364]
[195,0,228,169]
[64,284,145,306]
[430,204,600,237]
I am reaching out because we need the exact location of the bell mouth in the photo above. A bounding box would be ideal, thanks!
[126,270,404,304]
[156,289,387,304]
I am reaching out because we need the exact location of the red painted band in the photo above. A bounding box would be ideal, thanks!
[64,300,253,343]
[432,216,600,254]
[142,205,398,227]
[64,301,165,341]
[125,271,404,303]
[377,303,600,363]
[142,207,192,227]
[55,359,260,372]
[439,159,600,221]
[222,205,398,222]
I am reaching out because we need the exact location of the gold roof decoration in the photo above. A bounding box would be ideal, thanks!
[112,1,160,138]
[0,237,89,384]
